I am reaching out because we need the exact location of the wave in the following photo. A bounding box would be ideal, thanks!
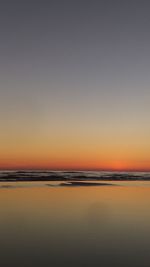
[0,171,150,181]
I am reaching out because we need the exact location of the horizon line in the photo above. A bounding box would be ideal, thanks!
[0,168,150,173]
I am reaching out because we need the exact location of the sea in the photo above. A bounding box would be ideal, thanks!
[0,170,150,181]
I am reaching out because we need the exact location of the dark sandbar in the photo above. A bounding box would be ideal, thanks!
[47,181,114,187]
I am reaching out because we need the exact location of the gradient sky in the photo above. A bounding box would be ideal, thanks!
[0,0,150,171]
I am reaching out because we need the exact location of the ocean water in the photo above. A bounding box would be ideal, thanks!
[0,172,150,266]
[0,170,150,181]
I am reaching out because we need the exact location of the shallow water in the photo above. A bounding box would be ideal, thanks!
[0,182,150,266]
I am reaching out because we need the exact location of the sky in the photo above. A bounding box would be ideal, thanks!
[0,0,150,171]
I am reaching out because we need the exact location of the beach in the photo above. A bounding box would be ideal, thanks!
[0,178,150,266]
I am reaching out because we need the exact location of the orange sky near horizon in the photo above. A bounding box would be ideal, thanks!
[0,108,150,171]
[0,129,150,171]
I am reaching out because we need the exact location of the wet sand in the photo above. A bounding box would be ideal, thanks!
[0,182,150,266]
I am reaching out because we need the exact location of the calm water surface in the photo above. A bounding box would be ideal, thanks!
[0,182,150,267]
